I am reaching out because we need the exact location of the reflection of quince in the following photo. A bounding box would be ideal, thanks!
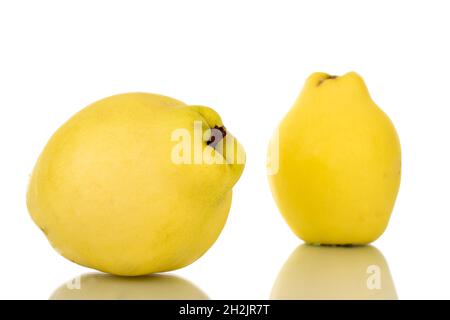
[50,273,208,300]
[271,245,397,300]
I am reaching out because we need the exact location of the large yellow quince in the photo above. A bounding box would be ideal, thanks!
[27,93,245,275]
[268,72,401,245]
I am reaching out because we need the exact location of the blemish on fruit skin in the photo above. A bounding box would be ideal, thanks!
[39,226,48,235]
[317,75,338,87]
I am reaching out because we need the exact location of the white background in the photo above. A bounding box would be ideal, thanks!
[1,0,449,300]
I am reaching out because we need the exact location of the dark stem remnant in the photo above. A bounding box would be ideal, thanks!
[317,75,338,86]
[207,125,227,148]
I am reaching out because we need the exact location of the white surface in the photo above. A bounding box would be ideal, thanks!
[1,0,449,299]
